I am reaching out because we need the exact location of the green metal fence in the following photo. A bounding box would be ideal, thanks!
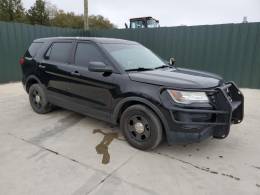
[0,21,260,88]
[89,22,260,89]
[0,21,85,83]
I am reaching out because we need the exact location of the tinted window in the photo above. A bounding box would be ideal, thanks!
[48,42,72,63]
[75,43,105,67]
[25,42,43,57]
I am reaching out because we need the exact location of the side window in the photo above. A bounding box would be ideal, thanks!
[25,42,43,58]
[75,43,105,68]
[47,42,72,63]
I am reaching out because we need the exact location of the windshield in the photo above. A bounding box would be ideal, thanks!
[130,20,145,29]
[102,43,166,71]
[147,19,159,28]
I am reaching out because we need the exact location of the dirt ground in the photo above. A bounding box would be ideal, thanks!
[0,82,259,195]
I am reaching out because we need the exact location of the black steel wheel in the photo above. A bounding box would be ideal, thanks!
[29,84,53,114]
[120,104,162,150]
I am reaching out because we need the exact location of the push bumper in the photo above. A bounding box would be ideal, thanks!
[163,82,244,144]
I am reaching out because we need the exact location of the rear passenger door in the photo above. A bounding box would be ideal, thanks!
[40,41,76,101]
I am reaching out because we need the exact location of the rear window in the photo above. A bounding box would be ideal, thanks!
[47,42,72,63]
[25,42,43,58]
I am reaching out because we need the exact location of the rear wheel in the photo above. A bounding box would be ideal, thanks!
[120,105,162,150]
[29,84,53,114]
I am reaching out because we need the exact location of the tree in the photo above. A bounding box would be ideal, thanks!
[50,10,83,29]
[50,11,116,30]
[26,0,49,25]
[45,1,58,20]
[0,0,25,22]
[89,15,115,29]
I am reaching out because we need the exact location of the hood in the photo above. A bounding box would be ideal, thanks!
[129,67,224,89]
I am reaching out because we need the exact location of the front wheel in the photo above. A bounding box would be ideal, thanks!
[120,105,163,150]
[29,84,53,114]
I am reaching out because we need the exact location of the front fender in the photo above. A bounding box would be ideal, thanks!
[111,96,170,133]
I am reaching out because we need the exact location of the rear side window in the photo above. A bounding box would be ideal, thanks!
[47,42,72,63]
[25,42,43,58]
[75,43,105,67]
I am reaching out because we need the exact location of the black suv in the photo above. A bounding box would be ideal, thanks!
[21,37,244,150]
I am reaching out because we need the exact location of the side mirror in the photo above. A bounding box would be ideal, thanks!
[169,57,176,66]
[88,61,113,73]
[125,23,129,29]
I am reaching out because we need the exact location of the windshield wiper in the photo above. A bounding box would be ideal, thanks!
[154,64,170,69]
[125,67,154,72]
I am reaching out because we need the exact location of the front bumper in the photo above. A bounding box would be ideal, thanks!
[162,82,244,144]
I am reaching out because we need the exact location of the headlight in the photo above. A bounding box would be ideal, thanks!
[167,90,209,104]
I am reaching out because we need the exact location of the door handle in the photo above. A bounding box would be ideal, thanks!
[38,64,46,69]
[71,71,81,76]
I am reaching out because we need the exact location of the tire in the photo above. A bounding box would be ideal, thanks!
[120,104,163,150]
[29,83,53,114]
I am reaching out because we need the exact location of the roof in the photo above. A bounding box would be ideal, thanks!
[34,37,139,44]
[130,17,159,22]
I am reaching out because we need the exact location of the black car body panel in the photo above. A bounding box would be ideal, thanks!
[129,68,224,89]
[21,37,244,145]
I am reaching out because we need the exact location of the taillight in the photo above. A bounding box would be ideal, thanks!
[19,57,25,65]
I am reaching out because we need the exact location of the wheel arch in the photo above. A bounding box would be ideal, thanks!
[112,97,170,133]
[25,75,42,93]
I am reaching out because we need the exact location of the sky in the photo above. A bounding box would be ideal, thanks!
[22,0,260,28]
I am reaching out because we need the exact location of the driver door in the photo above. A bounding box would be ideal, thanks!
[67,41,117,121]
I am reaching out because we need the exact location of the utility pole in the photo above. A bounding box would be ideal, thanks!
[84,0,89,30]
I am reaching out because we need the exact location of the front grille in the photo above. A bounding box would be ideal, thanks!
[170,82,243,126]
